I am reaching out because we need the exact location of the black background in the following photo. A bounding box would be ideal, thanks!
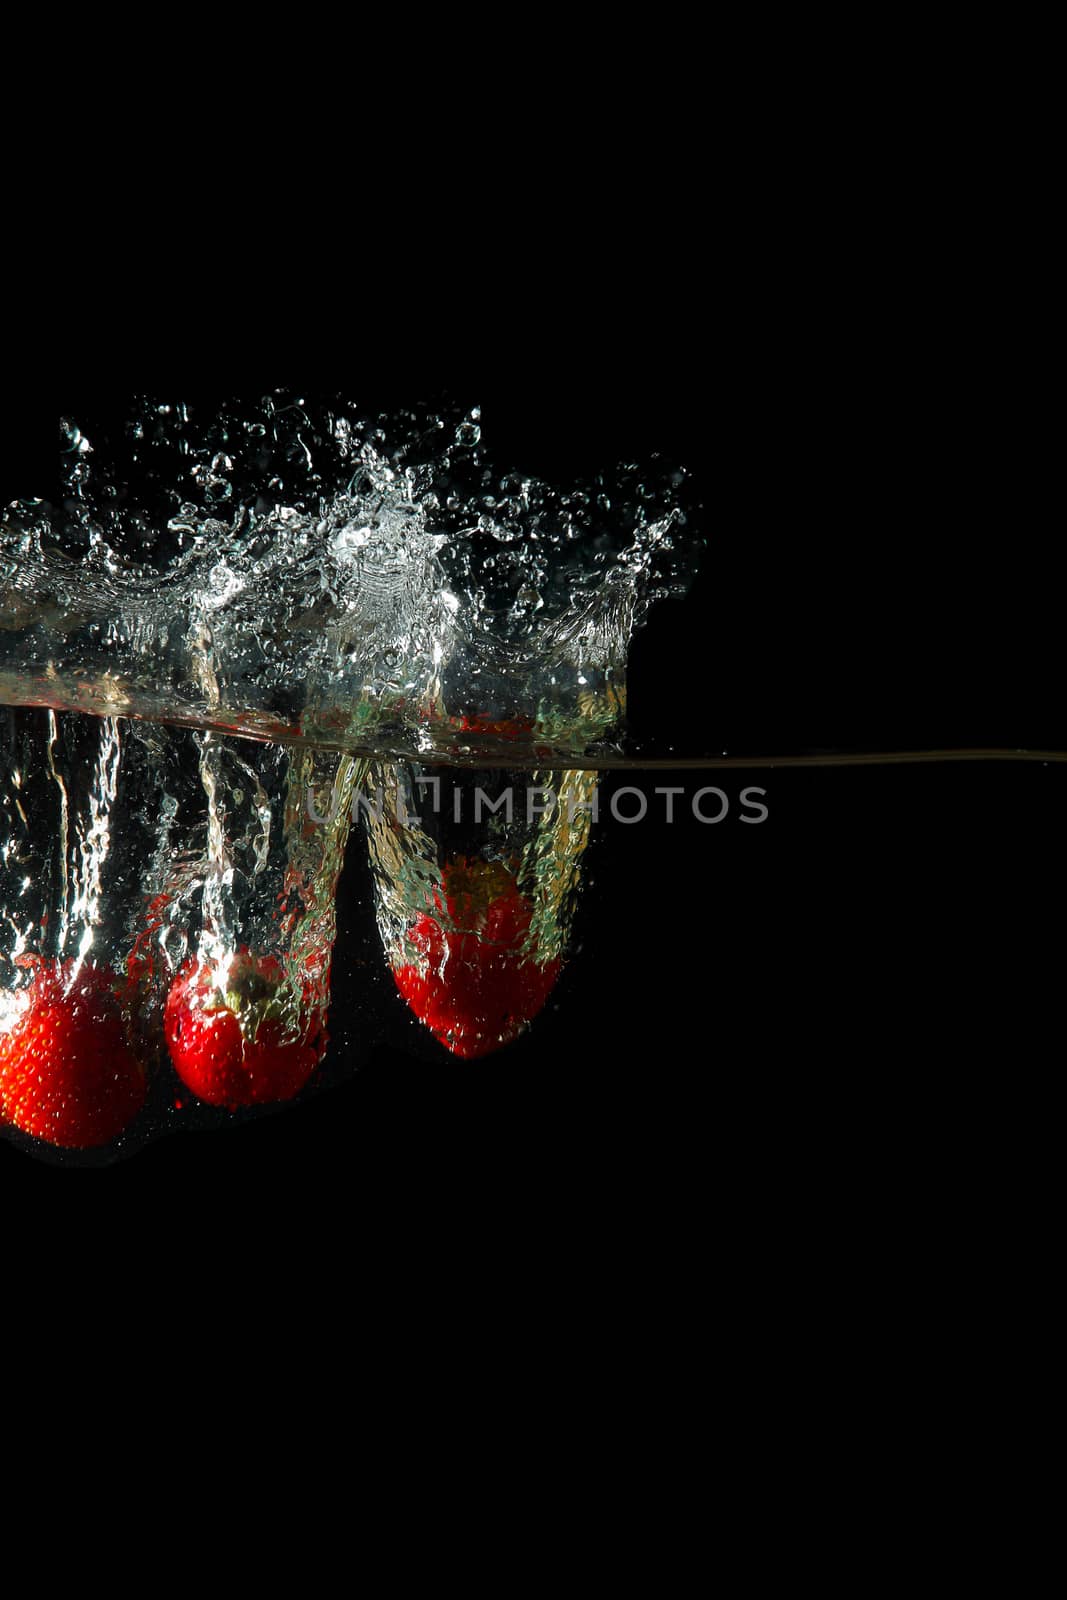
[0,333,1057,1203]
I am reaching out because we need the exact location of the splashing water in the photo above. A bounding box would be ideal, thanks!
[0,395,700,1158]
[0,395,697,764]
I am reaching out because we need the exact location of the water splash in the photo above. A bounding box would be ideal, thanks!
[1,394,698,764]
[0,395,701,1156]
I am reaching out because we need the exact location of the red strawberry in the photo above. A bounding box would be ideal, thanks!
[392,857,561,1059]
[164,948,325,1110]
[0,960,146,1149]
[455,712,534,742]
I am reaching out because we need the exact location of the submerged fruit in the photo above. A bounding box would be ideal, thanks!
[164,948,325,1110]
[0,960,146,1149]
[392,857,560,1059]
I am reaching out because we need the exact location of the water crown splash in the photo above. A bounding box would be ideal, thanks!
[0,395,697,764]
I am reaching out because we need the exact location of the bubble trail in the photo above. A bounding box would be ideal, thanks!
[361,762,598,1059]
[1,704,363,1155]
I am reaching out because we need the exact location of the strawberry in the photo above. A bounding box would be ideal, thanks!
[164,948,325,1110]
[391,857,561,1059]
[0,960,146,1149]
[455,712,535,742]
